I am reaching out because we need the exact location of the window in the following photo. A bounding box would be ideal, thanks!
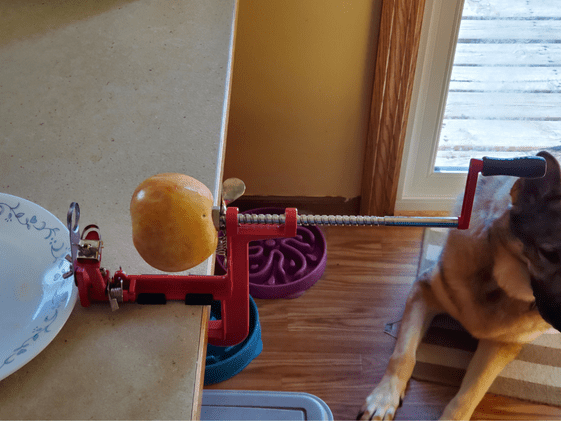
[396,0,561,212]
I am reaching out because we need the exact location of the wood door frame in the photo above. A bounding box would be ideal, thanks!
[360,0,427,216]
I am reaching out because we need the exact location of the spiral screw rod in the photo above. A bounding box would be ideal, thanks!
[228,213,458,228]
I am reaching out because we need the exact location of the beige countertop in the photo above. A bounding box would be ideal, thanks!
[0,0,237,418]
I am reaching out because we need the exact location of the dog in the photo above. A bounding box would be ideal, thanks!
[358,151,561,420]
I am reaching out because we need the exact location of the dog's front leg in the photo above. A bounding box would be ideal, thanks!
[358,277,441,420]
[440,339,523,420]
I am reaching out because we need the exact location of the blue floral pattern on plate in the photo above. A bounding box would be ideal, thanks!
[0,200,67,262]
[0,193,78,380]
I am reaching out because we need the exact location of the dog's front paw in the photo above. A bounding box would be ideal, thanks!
[357,380,404,421]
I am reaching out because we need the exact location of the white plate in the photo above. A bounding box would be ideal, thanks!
[0,193,77,381]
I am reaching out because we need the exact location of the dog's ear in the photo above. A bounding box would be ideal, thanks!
[511,151,561,205]
[510,179,522,204]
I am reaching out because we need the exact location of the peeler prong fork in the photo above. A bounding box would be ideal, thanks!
[63,202,81,283]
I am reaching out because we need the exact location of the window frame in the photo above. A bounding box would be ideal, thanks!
[360,0,429,216]
[395,0,467,213]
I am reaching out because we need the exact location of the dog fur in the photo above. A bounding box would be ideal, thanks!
[358,151,561,420]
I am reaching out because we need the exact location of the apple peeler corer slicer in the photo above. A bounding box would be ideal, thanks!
[64,156,546,347]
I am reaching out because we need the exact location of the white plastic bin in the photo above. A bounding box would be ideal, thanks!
[201,390,334,421]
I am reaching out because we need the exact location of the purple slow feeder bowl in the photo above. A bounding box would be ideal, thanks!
[217,207,327,299]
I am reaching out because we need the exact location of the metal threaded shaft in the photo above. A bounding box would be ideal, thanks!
[228,213,458,228]
[297,214,386,226]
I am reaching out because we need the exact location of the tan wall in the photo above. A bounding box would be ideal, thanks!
[224,0,382,198]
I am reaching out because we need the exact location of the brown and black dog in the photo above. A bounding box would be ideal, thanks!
[359,151,561,420]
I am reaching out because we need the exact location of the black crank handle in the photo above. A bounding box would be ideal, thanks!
[481,156,546,178]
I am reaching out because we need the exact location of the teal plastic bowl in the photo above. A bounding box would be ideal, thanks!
[204,296,262,385]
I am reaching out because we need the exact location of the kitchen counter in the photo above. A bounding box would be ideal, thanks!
[0,0,237,418]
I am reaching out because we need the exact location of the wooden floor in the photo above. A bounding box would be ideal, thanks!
[205,226,561,420]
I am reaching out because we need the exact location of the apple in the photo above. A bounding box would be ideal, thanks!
[130,173,218,272]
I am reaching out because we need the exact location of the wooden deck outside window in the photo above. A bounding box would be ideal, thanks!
[435,0,561,169]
